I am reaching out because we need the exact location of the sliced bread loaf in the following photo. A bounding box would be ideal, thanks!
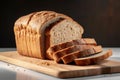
[74,49,112,66]
[47,38,97,59]
[61,45,102,64]
[14,11,84,59]
[52,45,97,62]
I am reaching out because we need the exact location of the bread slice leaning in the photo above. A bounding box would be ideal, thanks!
[74,49,112,66]
[47,38,97,59]
[61,45,102,64]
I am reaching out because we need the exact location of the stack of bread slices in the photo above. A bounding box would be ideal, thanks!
[14,11,112,66]
[47,38,112,65]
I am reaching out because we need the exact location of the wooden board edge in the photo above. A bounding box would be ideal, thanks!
[0,54,60,78]
[57,66,120,78]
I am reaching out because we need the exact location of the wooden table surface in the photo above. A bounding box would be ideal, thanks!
[0,47,120,80]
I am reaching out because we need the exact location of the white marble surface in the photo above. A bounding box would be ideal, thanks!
[0,47,120,80]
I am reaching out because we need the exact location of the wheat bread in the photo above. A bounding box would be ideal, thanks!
[14,11,84,59]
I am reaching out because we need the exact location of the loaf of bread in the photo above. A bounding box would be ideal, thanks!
[14,11,84,59]
[14,10,112,66]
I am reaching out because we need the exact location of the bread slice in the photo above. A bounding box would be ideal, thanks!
[52,45,98,62]
[14,11,84,59]
[74,49,112,66]
[61,46,102,64]
[47,38,97,59]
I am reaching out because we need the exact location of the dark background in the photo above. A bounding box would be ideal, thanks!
[0,0,120,48]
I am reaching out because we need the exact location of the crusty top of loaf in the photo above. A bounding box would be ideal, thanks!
[14,11,84,34]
